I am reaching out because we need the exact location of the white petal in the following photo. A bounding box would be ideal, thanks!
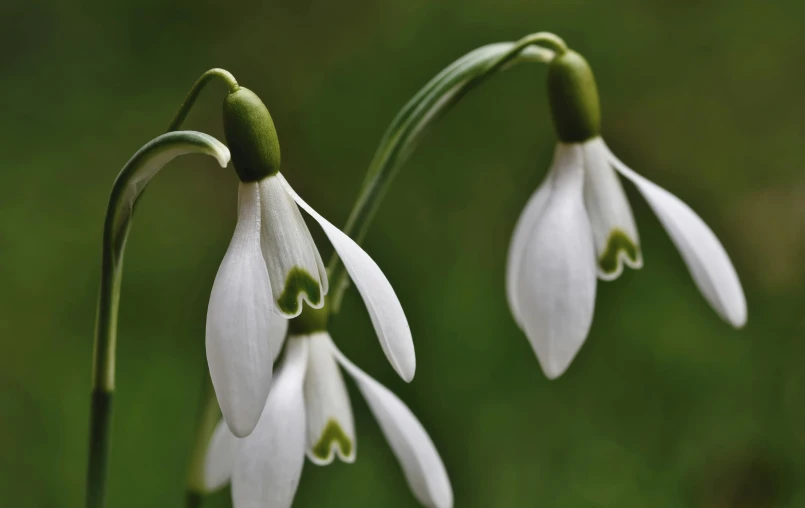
[303,332,356,465]
[258,175,328,318]
[203,419,239,492]
[232,337,309,508]
[206,182,286,438]
[506,158,554,327]
[606,145,747,327]
[515,143,598,379]
[330,340,452,508]
[269,319,289,363]
[582,138,642,280]
[280,174,416,382]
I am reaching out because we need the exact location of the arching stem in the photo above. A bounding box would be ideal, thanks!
[167,68,239,132]
[85,132,229,508]
[326,32,564,311]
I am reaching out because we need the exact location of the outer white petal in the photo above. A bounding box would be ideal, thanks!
[606,145,747,327]
[330,340,452,508]
[232,338,309,508]
[280,174,416,382]
[582,138,642,280]
[206,182,285,438]
[203,419,239,492]
[258,174,328,318]
[269,318,290,363]
[303,332,356,465]
[506,157,554,327]
[515,143,598,379]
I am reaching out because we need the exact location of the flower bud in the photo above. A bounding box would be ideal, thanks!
[547,50,601,143]
[223,87,281,182]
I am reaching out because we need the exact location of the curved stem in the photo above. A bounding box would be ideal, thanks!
[86,132,230,508]
[167,68,239,132]
[326,32,563,311]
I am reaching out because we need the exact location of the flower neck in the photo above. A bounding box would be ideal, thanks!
[547,50,601,143]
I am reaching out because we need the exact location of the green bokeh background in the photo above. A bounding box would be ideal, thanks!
[1,1,803,507]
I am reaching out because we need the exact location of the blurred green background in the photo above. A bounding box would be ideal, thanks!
[1,0,803,506]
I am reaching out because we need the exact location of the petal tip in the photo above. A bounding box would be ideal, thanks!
[223,412,260,439]
[532,340,577,381]
[725,292,748,329]
[305,448,356,466]
[541,362,568,380]
[305,297,326,310]
[307,419,356,466]
[597,264,624,282]
[397,357,416,383]
[729,309,748,329]
[596,230,643,281]
[306,450,336,466]
[277,307,302,320]
[596,251,644,281]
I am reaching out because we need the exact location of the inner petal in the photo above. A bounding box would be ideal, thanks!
[258,174,328,317]
[582,138,642,280]
[303,332,356,465]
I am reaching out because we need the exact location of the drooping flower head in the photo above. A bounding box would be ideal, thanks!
[201,315,452,508]
[207,86,416,437]
[507,47,747,379]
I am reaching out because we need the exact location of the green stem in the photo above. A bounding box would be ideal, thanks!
[85,391,113,508]
[184,372,221,507]
[326,32,563,311]
[85,132,230,508]
[167,68,240,132]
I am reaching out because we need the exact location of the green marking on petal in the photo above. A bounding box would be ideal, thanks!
[312,419,353,461]
[598,229,640,275]
[277,267,321,315]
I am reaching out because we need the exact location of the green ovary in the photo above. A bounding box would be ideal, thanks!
[312,419,353,460]
[598,229,640,275]
[277,267,321,315]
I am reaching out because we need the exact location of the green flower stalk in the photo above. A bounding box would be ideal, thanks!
[86,131,230,508]
[326,32,561,310]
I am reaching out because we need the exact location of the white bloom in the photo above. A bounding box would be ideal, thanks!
[202,333,452,508]
[506,138,747,379]
[208,85,415,438]
[206,175,417,438]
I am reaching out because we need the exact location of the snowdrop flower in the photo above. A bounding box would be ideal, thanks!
[201,329,452,508]
[207,87,416,437]
[506,49,747,379]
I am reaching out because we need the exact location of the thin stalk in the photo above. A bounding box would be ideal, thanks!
[85,132,230,508]
[326,32,562,311]
[168,68,240,132]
